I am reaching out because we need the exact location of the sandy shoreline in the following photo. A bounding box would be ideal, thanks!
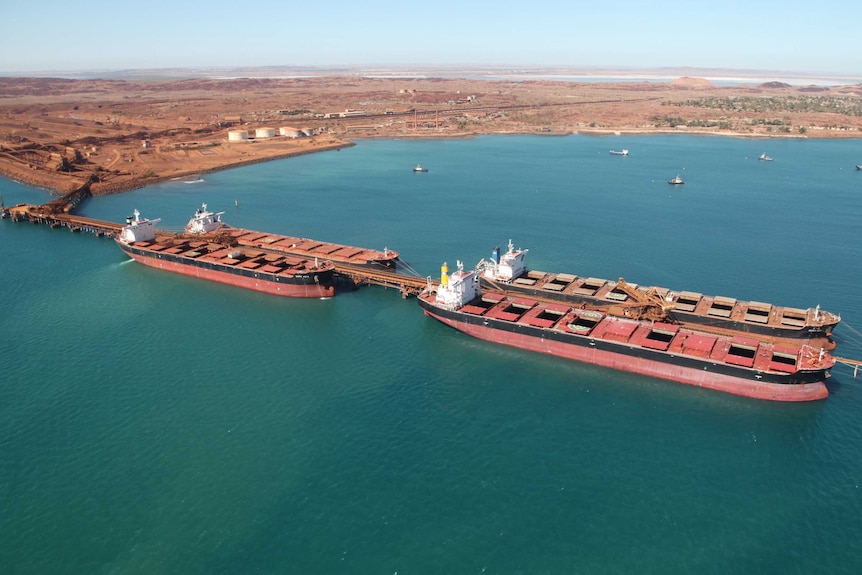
[0,127,847,198]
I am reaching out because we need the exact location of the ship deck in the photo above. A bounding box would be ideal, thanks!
[489,269,839,335]
[445,290,835,376]
[226,227,399,267]
[133,233,333,275]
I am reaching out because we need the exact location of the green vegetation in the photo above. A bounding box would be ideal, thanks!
[662,96,862,117]
[651,114,794,131]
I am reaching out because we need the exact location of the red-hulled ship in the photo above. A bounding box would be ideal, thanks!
[478,240,841,350]
[183,204,399,270]
[116,207,335,298]
[419,261,834,402]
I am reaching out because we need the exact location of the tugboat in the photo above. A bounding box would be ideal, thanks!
[668,174,685,185]
[759,153,774,161]
[413,163,429,173]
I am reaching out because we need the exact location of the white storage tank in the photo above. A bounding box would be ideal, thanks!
[255,127,275,139]
[228,130,249,142]
[279,127,302,138]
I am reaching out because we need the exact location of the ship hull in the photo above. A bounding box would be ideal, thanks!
[419,299,828,402]
[119,243,335,298]
[481,278,838,348]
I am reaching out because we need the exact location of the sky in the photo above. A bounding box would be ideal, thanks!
[1,0,859,77]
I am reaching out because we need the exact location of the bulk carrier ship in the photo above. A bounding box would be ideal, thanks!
[419,261,834,402]
[184,204,399,270]
[478,241,840,350]
[116,207,336,298]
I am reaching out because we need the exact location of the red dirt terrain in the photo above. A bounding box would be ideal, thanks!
[1,75,860,195]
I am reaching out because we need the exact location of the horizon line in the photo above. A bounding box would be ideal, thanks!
[2,64,860,86]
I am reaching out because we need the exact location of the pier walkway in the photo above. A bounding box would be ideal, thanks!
[334,262,433,298]
[1,184,122,236]
[2,203,123,236]
[834,356,862,377]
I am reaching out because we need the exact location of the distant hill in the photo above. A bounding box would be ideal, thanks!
[760,81,792,89]
[669,77,714,88]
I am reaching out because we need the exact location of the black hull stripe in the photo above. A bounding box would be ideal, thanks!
[119,243,334,286]
[419,298,827,386]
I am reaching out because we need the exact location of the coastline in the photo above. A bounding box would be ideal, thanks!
[4,127,860,198]
[86,140,355,196]
[2,74,861,197]
[0,140,354,197]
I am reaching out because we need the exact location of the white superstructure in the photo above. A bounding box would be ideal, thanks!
[185,203,225,235]
[430,261,479,311]
[118,209,161,244]
[479,239,528,282]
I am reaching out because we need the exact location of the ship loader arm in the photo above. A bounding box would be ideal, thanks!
[609,278,677,323]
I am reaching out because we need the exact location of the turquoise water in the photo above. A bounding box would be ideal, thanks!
[2,135,862,574]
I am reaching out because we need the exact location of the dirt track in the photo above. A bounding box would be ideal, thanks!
[1,75,860,195]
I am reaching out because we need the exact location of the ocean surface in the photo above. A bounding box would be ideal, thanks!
[2,134,862,574]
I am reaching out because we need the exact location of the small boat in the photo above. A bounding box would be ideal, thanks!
[668,175,684,185]
[856,164,861,171]
[759,153,774,161]
[610,149,629,156]
[413,163,428,172]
